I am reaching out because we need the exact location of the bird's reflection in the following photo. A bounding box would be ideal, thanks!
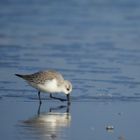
[19,104,71,140]
[37,103,70,115]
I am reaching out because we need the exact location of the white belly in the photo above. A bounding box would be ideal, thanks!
[29,79,61,93]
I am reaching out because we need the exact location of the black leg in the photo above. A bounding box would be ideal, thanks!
[38,91,42,104]
[49,105,67,112]
[66,104,70,113]
[37,102,42,115]
[50,94,67,102]
[67,94,71,105]
[50,93,53,98]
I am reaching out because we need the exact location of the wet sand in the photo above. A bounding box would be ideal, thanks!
[0,98,140,140]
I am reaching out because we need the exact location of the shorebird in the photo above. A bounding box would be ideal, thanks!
[15,70,72,105]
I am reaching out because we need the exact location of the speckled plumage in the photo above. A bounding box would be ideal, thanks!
[15,70,72,104]
[15,70,72,94]
[18,70,64,85]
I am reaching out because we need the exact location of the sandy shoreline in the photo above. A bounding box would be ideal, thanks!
[0,97,140,140]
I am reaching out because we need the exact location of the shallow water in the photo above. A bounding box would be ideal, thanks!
[1,99,140,140]
[0,0,140,140]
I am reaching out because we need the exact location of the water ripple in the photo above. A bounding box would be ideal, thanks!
[0,0,140,102]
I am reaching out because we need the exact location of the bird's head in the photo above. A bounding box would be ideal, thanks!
[63,80,72,94]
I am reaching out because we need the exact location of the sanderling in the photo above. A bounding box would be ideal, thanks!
[15,70,72,105]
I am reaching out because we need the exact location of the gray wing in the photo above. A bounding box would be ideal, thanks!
[19,70,64,84]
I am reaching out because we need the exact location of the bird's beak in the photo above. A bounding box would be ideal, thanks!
[67,94,70,105]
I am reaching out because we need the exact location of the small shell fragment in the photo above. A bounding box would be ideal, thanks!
[106,125,114,132]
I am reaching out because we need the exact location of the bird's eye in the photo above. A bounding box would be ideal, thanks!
[67,88,70,91]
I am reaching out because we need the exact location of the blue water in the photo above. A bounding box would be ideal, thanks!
[0,0,140,140]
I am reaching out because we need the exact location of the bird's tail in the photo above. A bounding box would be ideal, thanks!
[15,74,24,78]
